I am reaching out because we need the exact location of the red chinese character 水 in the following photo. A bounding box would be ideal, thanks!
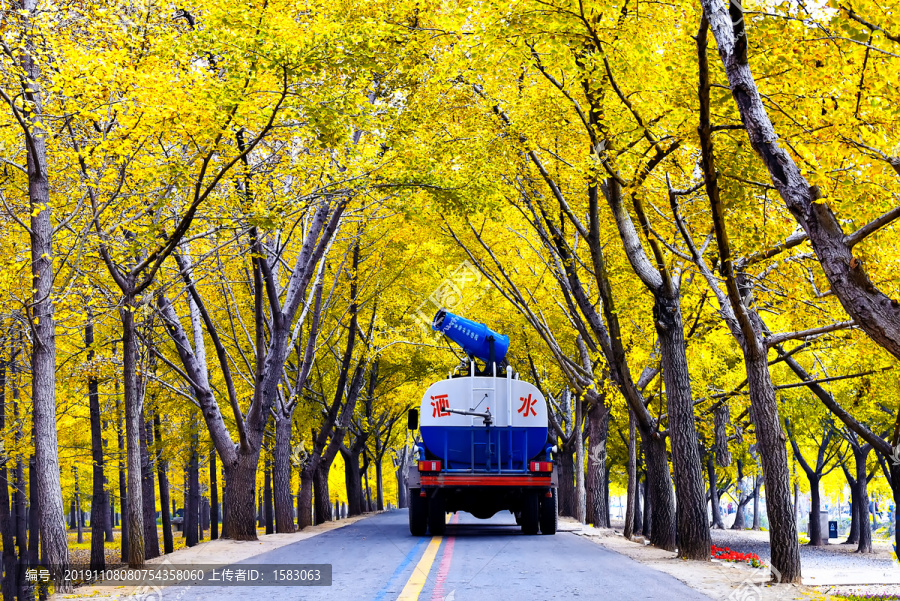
[517,394,537,417]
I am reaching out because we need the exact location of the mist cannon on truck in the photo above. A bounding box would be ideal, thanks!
[406,310,558,536]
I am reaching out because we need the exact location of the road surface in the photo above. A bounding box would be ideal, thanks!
[157,510,712,601]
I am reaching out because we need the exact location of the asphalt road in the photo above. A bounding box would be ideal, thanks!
[155,510,713,601]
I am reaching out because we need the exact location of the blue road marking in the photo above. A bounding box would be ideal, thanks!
[372,536,429,601]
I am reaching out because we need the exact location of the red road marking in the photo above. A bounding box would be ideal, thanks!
[430,513,459,601]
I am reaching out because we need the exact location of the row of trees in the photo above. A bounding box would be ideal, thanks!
[0,0,897,592]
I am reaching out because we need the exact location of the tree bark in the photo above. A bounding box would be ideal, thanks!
[116,391,129,561]
[376,458,384,511]
[264,454,274,535]
[13,364,28,601]
[752,475,762,530]
[73,468,84,543]
[222,452,259,539]
[642,430,675,551]
[298,472,313,529]
[844,469,859,544]
[744,352,800,579]
[642,476,652,539]
[27,456,39,569]
[272,416,295,533]
[652,293,711,559]
[692,16,801,581]
[633,481,643,537]
[732,460,752,530]
[854,446,873,553]
[140,410,159,559]
[121,306,145,566]
[623,410,637,539]
[0,361,15,601]
[707,453,725,529]
[575,395,585,524]
[314,462,332,525]
[86,322,108,571]
[19,0,68,581]
[186,426,200,547]
[808,475,824,545]
[557,448,576,518]
[14,450,27,601]
[154,415,173,554]
[585,400,610,528]
[210,447,219,540]
[341,447,364,517]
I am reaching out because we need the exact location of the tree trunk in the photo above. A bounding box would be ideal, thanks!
[257,493,264,528]
[221,452,259,540]
[575,397,586,524]
[855,447,872,553]
[633,479,644,537]
[808,475,823,545]
[140,411,159,559]
[375,456,384,511]
[395,449,410,510]
[264,455,274,535]
[642,430,676,551]
[363,450,373,513]
[74,468,84,543]
[557,447,576,518]
[86,322,107,571]
[0,362,15,601]
[27,456,39,569]
[642,477,652,539]
[186,431,200,547]
[653,294,711,560]
[341,448,364,517]
[154,415,173,554]
[22,2,68,579]
[585,400,610,528]
[843,465,859,545]
[732,461,749,530]
[121,306,145,566]
[707,453,724,529]
[744,351,801,581]
[623,410,637,539]
[14,453,27,601]
[752,476,761,530]
[201,498,210,531]
[210,447,219,539]
[117,393,129,562]
[314,462,332,525]
[272,416,295,533]
[298,470,314,529]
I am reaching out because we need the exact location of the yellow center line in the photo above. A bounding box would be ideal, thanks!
[396,535,443,601]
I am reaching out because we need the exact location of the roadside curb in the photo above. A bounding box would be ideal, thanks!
[53,512,382,601]
[558,517,812,600]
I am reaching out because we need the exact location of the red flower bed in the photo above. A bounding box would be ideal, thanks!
[711,545,763,568]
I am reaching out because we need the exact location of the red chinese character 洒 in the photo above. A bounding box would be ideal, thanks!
[431,394,450,418]
[517,394,537,417]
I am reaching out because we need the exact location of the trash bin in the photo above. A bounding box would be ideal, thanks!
[828,520,838,539]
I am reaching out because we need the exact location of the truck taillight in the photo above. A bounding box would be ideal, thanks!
[418,460,442,472]
[530,461,553,472]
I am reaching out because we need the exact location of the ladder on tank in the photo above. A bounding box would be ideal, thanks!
[465,359,520,473]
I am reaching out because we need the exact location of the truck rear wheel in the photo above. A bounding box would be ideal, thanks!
[521,492,539,535]
[428,493,446,535]
[540,489,557,535]
[409,489,428,536]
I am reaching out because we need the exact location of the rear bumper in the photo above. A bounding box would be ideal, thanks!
[409,466,557,489]
[422,474,552,487]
